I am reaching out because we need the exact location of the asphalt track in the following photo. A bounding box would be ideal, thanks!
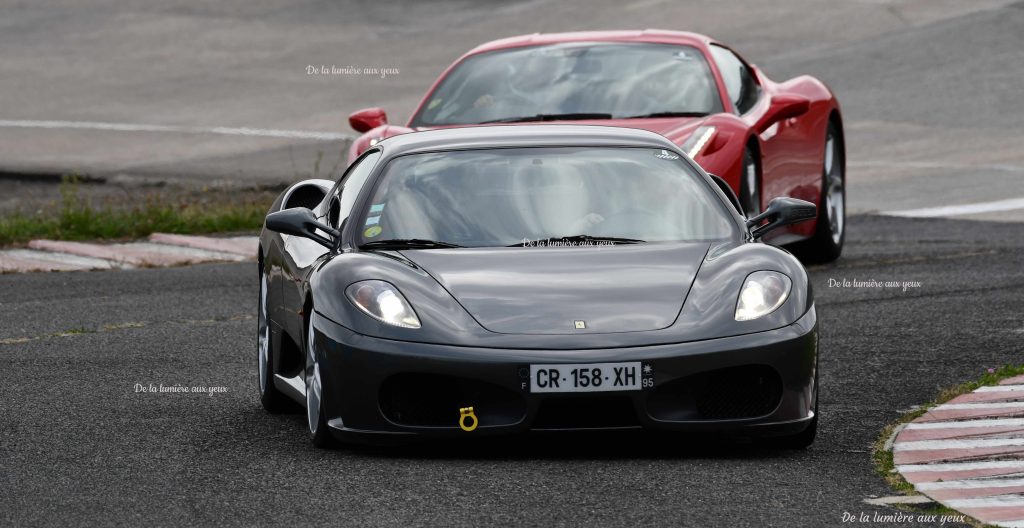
[2,214,1021,527]
[2,1,1024,527]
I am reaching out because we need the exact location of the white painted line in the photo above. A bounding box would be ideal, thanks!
[918,478,1024,490]
[883,197,1024,218]
[945,494,1024,508]
[906,419,1024,430]
[978,385,1024,392]
[0,119,355,142]
[995,521,1024,528]
[937,405,1024,413]
[850,160,1024,173]
[0,249,120,270]
[863,495,934,505]
[128,242,248,262]
[894,438,1024,451]
[898,461,1024,473]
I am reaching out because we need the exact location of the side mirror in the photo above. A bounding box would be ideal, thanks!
[265,207,340,250]
[755,94,810,132]
[746,197,816,239]
[709,174,744,217]
[348,107,388,133]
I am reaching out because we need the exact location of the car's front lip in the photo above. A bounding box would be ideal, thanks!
[311,306,817,443]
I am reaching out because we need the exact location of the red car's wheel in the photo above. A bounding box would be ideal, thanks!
[797,122,845,262]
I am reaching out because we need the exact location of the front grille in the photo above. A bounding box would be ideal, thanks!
[379,373,526,428]
[648,365,783,421]
[532,396,639,429]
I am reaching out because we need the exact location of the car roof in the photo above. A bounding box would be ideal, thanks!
[465,29,713,56]
[374,124,681,157]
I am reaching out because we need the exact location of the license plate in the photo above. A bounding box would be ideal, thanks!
[530,362,642,393]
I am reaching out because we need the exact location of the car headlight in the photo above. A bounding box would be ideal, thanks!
[680,125,716,159]
[345,280,421,329]
[735,271,792,321]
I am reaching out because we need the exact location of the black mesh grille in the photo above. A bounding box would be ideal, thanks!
[648,365,783,421]
[379,373,526,428]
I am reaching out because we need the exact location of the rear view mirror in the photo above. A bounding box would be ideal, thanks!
[265,207,340,249]
[348,107,388,133]
[747,197,816,239]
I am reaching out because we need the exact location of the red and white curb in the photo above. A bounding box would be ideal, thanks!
[893,375,1024,527]
[0,234,257,273]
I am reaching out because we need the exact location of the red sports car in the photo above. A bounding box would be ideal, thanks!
[347,30,845,261]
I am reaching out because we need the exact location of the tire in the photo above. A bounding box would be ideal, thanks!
[739,147,760,218]
[796,121,845,263]
[258,264,292,413]
[305,313,335,448]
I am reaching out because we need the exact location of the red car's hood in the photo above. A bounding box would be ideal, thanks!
[413,117,703,142]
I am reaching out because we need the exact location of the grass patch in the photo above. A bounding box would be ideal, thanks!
[872,364,1024,526]
[0,176,276,246]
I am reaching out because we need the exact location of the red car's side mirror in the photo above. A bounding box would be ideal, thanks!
[756,94,810,132]
[348,108,388,133]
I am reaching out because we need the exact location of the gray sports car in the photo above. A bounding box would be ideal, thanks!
[257,125,820,448]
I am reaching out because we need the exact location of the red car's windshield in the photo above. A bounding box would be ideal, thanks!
[410,42,723,127]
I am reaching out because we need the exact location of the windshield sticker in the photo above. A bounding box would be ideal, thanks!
[427,98,442,110]
[655,149,679,160]
[364,226,382,238]
[369,203,386,214]
[673,50,696,61]
[365,216,380,226]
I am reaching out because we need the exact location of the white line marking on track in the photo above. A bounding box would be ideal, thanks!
[0,119,355,141]
[978,386,1024,392]
[917,477,1024,490]
[850,160,1024,173]
[906,419,1024,430]
[935,402,1024,410]
[945,494,1024,508]
[996,521,1024,528]
[894,438,1024,451]
[883,197,1024,218]
[898,461,1024,472]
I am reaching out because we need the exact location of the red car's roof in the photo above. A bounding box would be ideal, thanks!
[465,29,713,56]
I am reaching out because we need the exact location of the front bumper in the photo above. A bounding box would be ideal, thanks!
[311,306,818,444]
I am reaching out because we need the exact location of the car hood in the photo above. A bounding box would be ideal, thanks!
[400,242,710,335]
[413,117,702,143]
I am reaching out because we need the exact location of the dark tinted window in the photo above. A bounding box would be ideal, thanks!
[411,43,722,126]
[709,45,759,114]
[359,147,736,247]
[327,150,381,228]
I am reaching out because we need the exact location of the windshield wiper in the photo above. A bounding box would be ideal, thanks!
[361,238,464,250]
[621,111,710,119]
[480,113,613,124]
[507,235,645,247]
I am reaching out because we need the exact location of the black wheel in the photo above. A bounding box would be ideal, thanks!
[305,313,335,448]
[258,263,291,413]
[739,147,760,218]
[796,121,845,263]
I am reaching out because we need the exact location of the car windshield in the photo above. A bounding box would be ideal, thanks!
[357,147,736,248]
[411,43,722,127]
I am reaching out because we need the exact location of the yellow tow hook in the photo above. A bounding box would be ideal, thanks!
[458,406,478,432]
